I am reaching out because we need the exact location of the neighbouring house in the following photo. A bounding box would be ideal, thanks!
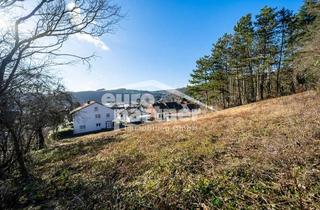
[115,106,150,124]
[163,102,183,120]
[70,101,115,134]
[186,103,201,115]
[147,101,201,121]
[148,102,168,121]
[147,102,201,121]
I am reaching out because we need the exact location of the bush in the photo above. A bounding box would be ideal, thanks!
[53,128,73,140]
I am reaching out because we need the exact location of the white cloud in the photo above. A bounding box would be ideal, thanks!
[75,33,110,50]
[67,1,109,51]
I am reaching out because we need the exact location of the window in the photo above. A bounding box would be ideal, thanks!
[79,125,86,130]
[106,113,110,118]
[106,121,112,128]
[95,114,101,118]
[94,107,98,111]
[96,123,101,127]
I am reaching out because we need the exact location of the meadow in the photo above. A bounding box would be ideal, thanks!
[11,91,320,209]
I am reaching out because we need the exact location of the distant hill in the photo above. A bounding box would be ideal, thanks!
[70,87,187,104]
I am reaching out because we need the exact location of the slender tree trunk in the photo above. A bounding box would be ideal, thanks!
[243,79,247,104]
[260,70,265,100]
[267,66,272,97]
[221,87,226,108]
[10,128,29,179]
[237,70,242,105]
[290,69,297,93]
[256,68,260,101]
[277,30,285,96]
[249,65,255,102]
[228,76,232,106]
[205,90,209,107]
[37,127,45,150]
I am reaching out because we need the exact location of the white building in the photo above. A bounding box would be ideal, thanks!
[116,107,150,124]
[70,101,115,134]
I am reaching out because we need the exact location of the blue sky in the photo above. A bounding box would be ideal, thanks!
[61,0,303,91]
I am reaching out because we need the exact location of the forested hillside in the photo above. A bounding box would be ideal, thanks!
[188,1,320,108]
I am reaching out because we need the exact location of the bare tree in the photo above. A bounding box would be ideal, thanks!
[0,0,121,95]
[28,82,73,149]
[0,0,121,179]
[0,0,23,8]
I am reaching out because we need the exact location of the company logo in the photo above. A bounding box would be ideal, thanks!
[100,80,214,130]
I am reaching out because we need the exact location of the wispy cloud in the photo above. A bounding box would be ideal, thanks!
[67,1,110,51]
[75,33,110,50]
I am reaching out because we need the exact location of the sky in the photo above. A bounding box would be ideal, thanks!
[60,0,303,91]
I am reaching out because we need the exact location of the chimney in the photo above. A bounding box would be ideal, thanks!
[87,101,91,104]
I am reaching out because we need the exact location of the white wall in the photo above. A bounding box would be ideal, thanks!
[73,103,115,134]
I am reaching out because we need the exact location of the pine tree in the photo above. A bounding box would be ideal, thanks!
[233,14,255,103]
[275,8,294,95]
[292,0,320,89]
[188,1,320,109]
[211,34,233,107]
[255,6,278,99]
[188,55,213,106]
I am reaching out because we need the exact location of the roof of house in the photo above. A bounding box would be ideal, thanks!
[187,103,200,110]
[119,107,149,115]
[70,101,106,114]
[153,102,168,109]
[166,102,183,110]
[152,101,200,111]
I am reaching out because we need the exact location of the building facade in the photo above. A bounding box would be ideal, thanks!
[71,101,115,134]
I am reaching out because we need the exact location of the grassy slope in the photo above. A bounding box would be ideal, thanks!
[28,91,320,209]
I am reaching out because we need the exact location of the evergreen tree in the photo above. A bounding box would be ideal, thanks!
[188,1,320,109]
[211,34,233,107]
[255,6,278,99]
[292,0,320,89]
[233,14,255,103]
[188,55,213,106]
[275,8,294,95]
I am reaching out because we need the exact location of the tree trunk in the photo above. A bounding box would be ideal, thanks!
[290,69,297,93]
[256,68,260,101]
[267,66,272,97]
[221,87,226,109]
[260,71,265,100]
[10,128,29,179]
[249,65,255,102]
[277,30,285,96]
[237,70,242,105]
[37,127,45,150]
[205,90,209,107]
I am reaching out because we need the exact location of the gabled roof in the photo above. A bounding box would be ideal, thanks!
[70,101,106,114]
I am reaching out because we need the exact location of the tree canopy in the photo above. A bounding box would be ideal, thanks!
[188,0,320,108]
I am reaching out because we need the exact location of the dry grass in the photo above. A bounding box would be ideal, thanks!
[14,91,320,209]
